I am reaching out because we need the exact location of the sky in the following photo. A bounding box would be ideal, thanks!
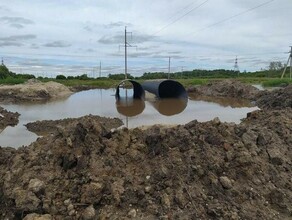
[0,0,291,77]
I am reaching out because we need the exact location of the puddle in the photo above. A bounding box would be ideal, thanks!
[0,89,259,148]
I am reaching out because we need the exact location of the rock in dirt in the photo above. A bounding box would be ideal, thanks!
[0,106,20,133]
[0,111,291,219]
[23,213,52,220]
[219,176,233,189]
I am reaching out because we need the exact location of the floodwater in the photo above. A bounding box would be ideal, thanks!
[0,88,259,148]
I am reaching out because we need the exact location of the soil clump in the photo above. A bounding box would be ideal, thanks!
[0,109,291,219]
[187,79,260,101]
[0,106,20,133]
[25,115,123,136]
[255,84,292,109]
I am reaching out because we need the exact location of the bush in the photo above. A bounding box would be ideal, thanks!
[56,75,67,80]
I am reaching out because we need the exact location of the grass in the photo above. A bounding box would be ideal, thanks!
[50,79,121,88]
[262,78,292,87]
[1,77,291,88]
[35,78,292,88]
[177,78,209,87]
[0,77,26,85]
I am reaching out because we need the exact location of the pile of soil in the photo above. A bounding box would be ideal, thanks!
[25,115,124,136]
[0,106,20,133]
[0,108,291,219]
[187,80,260,101]
[0,80,72,104]
[256,84,292,109]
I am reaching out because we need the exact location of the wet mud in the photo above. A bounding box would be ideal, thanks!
[0,80,291,219]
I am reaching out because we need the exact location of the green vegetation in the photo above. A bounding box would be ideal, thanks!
[262,79,292,87]
[0,77,26,85]
[1,61,291,88]
[54,79,120,88]
[108,73,134,80]
[0,63,35,85]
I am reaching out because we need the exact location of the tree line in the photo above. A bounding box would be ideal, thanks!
[0,61,288,81]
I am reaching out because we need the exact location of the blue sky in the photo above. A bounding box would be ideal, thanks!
[0,0,291,77]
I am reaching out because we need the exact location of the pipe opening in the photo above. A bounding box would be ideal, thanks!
[116,80,145,100]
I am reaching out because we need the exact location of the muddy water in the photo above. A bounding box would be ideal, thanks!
[0,89,258,148]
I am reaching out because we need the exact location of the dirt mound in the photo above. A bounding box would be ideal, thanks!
[0,110,291,219]
[0,81,72,104]
[25,115,123,136]
[0,106,20,133]
[256,84,292,109]
[188,80,259,101]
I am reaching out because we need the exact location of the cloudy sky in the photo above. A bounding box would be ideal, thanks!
[0,0,291,77]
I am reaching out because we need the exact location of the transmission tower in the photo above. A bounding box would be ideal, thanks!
[281,46,292,80]
[234,56,239,76]
[119,27,137,79]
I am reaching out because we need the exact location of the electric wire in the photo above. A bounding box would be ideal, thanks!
[190,0,276,36]
[151,0,210,36]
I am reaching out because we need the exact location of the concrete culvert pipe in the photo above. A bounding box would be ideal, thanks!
[142,80,187,99]
[116,80,145,100]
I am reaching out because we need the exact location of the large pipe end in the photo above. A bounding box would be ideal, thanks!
[116,80,145,100]
[158,80,187,99]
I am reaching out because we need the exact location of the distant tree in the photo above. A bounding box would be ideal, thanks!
[108,73,134,80]
[67,76,75,80]
[15,74,35,79]
[56,74,67,80]
[269,61,283,71]
[78,74,89,80]
[0,64,11,79]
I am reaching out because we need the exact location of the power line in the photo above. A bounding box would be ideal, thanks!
[190,0,276,36]
[152,0,210,36]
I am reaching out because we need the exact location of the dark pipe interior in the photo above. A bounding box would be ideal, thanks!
[116,80,145,99]
[159,80,187,98]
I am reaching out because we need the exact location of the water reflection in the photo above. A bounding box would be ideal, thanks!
[149,98,188,116]
[189,94,254,108]
[0,89,259,148]
[116,98,145,117]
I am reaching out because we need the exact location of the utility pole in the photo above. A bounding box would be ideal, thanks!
[181,66,185,79]
[120,26,137,80]
[281,46,292,80]
[99,61,101,78]
[168,57,171,79]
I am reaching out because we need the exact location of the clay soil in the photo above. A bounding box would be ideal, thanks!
[0,79,73,104]
[0,106,20,133]
[0,80,291,219]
